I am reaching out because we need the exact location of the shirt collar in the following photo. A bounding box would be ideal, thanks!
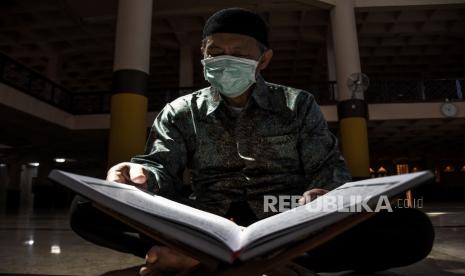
[205,86,222,116]
[252,74,287,113]
[203,74,286,117]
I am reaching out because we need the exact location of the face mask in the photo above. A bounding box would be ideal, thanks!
[201,55,260,98]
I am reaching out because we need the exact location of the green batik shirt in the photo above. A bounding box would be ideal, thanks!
[130,74,352,219]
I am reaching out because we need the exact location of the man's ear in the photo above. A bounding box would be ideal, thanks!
[257,49,273,71]
[200,45,206,58]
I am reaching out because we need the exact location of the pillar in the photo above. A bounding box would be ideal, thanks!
[0,163,8,214]
[6,159,22,212]
[19,163,37,213]
[326,27,337,100]
[108,0,153,167]
[34,158,54,209]
[330,0,370,179]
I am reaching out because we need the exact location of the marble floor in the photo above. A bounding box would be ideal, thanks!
[0,203,464,276]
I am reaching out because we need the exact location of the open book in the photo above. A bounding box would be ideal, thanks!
[49,170,433,264]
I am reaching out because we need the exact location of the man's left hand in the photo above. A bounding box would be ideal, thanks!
[298,188,329,205]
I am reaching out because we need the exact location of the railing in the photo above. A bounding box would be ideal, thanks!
[0,52,73,111]
[0,52,199,114]
[365,79,464,103]
[70,87,198,114]
[1,52,463,115]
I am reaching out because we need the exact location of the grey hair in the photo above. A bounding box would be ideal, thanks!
[256,41,268,54]
[200,38,268,56]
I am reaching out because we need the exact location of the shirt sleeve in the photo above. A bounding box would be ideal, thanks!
[298,93,352,191]
[130,103,187,197]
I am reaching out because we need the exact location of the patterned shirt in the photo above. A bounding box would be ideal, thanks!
[130,74,351,219]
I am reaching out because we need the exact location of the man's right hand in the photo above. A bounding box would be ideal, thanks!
[106,162,148,188]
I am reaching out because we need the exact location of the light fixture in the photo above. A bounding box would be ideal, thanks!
[369,168,375,174]
[444,165,455,173]
[426,212,448,217]
[50,245,61,254]
[24,239,34,245]
[460,165,465,172]
[377,166,387,174]
[396,163,409,174]
[54,158,66,163]
[0,163,6,167]
[28,162,40,167]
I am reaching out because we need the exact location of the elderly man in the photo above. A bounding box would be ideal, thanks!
[70,7,434,275]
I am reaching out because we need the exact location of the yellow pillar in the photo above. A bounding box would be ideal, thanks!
[108,93,148,166]
[339,117,370,177]
[330,0,370,178]
[108,0,153,167]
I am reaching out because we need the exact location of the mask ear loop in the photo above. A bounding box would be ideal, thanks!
[255,53,265,78]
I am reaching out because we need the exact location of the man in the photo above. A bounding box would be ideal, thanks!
[70,8,434,275]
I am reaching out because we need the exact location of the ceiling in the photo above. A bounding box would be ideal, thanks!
[0,0,464,95]
[1,0,465,168]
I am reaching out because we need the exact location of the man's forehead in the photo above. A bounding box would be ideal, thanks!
[205,33,257,48]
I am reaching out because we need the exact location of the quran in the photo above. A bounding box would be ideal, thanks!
[49,170,433,265]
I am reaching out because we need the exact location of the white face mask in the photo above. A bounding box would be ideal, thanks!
[201,55,259,97]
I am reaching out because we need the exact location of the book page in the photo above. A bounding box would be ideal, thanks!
[51,170,433,262]
[239,171,433,259]
[51,171,244,252]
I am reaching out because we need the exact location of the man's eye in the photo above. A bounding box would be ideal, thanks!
[235,54,252,59]
[208,52,221,57]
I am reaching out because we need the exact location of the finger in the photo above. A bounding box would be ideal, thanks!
[139,264,164,276]
[107,162,131,183]
[139,266,149,276]
[146,246,159,264]
[304,194,312,203]
[107,162,130,173]
[130,164,147,184]
[312,188,329,195]
[106,171,126,183]
[107,170,130,184]
[303,189,328,200]
[303,189,326,196]
[298,194,312,205]
[308,192,322,201]
[301,189,326,204]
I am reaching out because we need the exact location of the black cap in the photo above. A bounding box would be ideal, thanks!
[202,7,269,47]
